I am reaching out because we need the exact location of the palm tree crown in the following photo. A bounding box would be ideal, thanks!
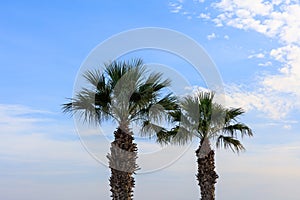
[158,91,253,151]
[62,58,177,129]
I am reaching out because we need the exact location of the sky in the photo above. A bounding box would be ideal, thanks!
[1,0,300,199]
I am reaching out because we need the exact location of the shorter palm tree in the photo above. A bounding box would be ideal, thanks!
[157,92,253,200]
[62,59,177,200]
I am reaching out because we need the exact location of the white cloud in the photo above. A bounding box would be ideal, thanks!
[171,0,300,120]
[222,85,294,119]
[198,13,210,19]
[193,0,205,3]
[205,0,300,119]
[185,84,293,120]
[169,2,183,13]
[0,104,93,163]
[207,32,216,40]
[258,61,272,67]
[224,35,230,40]
[184,85,211,95]
[212,17,224,27]
[0,104,53,134]
[211,1,300,45]
[264,45,300,96]
[248,53,265,59]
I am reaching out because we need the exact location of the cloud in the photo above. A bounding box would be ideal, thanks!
[0,104,94,163]
[222,85,294,119]
[248,53,265,59]
[0,104,54,134]
[193,0,205,3]
[198,13,210,19]
[263,44,300,96]
[192,0,300,119]
[187,84,295,120]
[207,32,216,40]
[166,0,299,119]
[169,2,183,13]
[2,103,299,199]
[0,104,112,199]
[258,61,272,67]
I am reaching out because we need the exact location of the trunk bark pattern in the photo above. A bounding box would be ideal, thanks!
[107,127,138,200]
[196,146,219,200]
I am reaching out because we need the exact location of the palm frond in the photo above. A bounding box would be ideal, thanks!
[145,71,171,92]
[216,135,245,152]
[141,120,166,138]
[83,69,104,89]
[105,58,144,89]
[223,123,253,138]
[62,90,102,124]
[225,108,245,124]
[181,95,200,124]
[157,125,194,145]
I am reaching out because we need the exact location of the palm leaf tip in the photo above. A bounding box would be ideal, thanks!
[62,99,75,114]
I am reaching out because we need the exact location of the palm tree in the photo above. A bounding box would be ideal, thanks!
[156,92,253,200]
[62,58,177,200]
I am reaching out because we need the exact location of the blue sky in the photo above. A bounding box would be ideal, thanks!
[1,0,300,199]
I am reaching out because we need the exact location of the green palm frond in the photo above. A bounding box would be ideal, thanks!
[145,71,171,92]
[216,135,245,152]
[156,125,194,145]
[105,59,144,89]
[223,123,253,138]
[225,108,245,124]
[156,128,173,144]
[83,69,104,89]
[141,120,166,137]
[62,90,103,124]
[181,96,200,125]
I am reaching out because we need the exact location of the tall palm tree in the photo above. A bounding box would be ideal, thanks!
[156,92,253,200]
[62,58,177,200]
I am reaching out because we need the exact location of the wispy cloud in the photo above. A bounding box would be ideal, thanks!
[0,104,109,199]
[210,0,300,119]
[170,0,300,119]
[169,2,183,13]
[258,61,272,67]
[0,104,92,162]
[248,53,265,59]
[222,84,294,120]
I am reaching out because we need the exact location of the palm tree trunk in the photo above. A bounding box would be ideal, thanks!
[196,140,219,200]
[107,126,138,200]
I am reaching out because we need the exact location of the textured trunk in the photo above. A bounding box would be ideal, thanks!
[107,126,138,200]
[196,140,219,200]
